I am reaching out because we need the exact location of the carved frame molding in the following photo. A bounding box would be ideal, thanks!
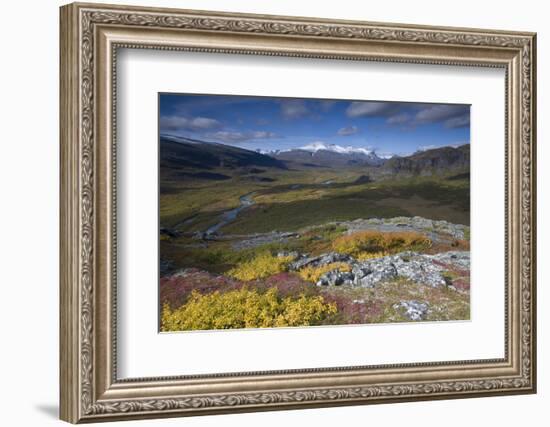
[60,2,536,423]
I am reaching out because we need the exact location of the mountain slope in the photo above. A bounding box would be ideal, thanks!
[381,144,469,176]
[160,135,287,173]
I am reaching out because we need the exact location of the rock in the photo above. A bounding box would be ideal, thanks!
[160,227,180,238]
[316,270,354,287]
[306,250,469,289]
[276,251,299,260]
[393,255,447,288]
[353,175,372,184]
[430,251,470,270]
[289,252,353,270]
[342,216,469,241]
[393,300,430,321]
[159,258,175,277]
[351,263,397,288]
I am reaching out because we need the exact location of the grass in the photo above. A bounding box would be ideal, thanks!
[320,277,470,324]
[224,199,408,234]
[160,166,470,233]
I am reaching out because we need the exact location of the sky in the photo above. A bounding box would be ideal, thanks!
[159,93,470,157]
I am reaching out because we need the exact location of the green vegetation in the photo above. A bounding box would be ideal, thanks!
[158,145,471,331]
[161,288,337,331]
[463,226,471,241]
[160,166,470,235]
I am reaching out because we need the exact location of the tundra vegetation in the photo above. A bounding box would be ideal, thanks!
[159,137,471,331]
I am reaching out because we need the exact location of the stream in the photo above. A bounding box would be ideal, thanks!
[205,193,256,236]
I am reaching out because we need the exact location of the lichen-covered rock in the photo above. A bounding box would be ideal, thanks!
[430,251,470,270]
[393,300,430,321]
[351,263,398,288]
[289,252,354,271]
[316,270,354,287]
[305,250,469,289]
[342,216,469,241]
[276,250,299,260]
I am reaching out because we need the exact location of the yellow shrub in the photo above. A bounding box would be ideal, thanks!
[161,288,337,331]
[227,252,294,281]
[297,262,351,283]
[356,251,389,261]
[332,230,431,257]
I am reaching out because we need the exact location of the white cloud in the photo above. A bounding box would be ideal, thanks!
[346,101,398,118]
[208,130,277,144]
[319,100,337,112]
[417,145,438,152]
[386,113,412,125]
[337,125,359,136]
[444,115,470,128]
[414,104,470,128]
[280,100,309,119]
[160,115,222,132]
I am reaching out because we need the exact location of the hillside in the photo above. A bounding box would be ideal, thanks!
[380,144,470,177]
[160,135,287,177]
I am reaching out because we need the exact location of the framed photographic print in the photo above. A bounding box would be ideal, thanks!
[60,2,537,423]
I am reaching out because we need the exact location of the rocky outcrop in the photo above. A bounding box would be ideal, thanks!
[393,300,430,321]
[312,251,469,289]
[289,252,355,270]
[343,216,469,241]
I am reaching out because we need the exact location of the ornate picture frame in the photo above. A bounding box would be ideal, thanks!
[60,2,536,423]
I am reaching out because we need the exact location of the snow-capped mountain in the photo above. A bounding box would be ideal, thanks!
[255,148,287,156]
[300,142,374,156]
[268,142,386,167]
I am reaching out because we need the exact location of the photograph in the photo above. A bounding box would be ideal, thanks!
[158,94,471,332]
[56,2,536,422]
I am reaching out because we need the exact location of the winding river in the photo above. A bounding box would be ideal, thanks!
[205,193,256,236]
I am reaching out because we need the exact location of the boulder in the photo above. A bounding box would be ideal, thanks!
[351,263,397,288]
[393,300,430,321]
[289,252,353,270]
[316,270,354,287]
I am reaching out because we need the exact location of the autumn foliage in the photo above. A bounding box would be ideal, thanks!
[161,287,337,331]
[297,262,351,283]
[227,252,294,281]
[332,230,431,257]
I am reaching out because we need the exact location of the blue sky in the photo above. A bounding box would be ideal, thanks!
[159,93,470,156]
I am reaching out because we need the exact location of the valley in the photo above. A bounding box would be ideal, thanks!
[158,135,471,331]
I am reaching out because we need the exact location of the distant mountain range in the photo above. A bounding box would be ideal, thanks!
[160,134,469,178]
[264,142,386,168]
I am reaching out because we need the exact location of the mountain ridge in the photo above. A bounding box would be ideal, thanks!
[160,134,469,177]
